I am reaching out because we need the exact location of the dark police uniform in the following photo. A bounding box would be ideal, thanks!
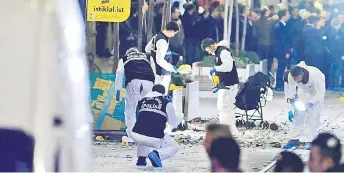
[133,95,170,139]
[130,91,181,162]
[122,52,155,87]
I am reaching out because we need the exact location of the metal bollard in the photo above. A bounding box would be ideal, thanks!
[172,88,184,120]
[245,64,255,80]
[260,59,268,75]
[185,81,200,121]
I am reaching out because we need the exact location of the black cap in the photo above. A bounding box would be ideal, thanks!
[290,65,303,77]
[152,84,165,95]
[274,151,304,172]
[210,137,240,170]
[201,38,216,51]
[312,133,342,164]
[165,21,179,32]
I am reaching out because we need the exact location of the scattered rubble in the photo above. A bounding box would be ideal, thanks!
[172,118,293,148]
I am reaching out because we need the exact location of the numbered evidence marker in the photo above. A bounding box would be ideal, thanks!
[87,0,131,22]
[121,136,135,146]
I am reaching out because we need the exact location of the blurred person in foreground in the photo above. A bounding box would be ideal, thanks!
[308,132,342,172]
[115,47,156,142]
[209,137,242,172]
[201,38,240,136]
[274,151,304,172]
[203,123,232,155]
[131,84,183,167]
[283,62,325,149]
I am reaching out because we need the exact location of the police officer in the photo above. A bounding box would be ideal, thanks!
[114,47,156,142]
[131,84,183,167]
[201,38,240,136]
[145,21,179,95]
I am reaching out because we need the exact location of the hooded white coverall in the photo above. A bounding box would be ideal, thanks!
[145,36,176,95]
[114,53,156,139]
[284,61,325,142]
[215,41,240,136]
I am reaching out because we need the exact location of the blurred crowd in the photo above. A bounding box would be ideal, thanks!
[204,123,344,172]
[95,0,344,90]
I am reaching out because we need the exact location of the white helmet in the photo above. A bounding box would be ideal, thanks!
[126,47,139,55]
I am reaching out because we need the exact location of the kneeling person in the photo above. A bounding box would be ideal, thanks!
[132,84,183,167]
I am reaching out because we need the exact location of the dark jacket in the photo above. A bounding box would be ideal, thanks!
[273,21,291,59]
[169,20,185,55]
[181,11,200,40]
[197,16,218,41]
[300,25,330,69]
[245,20,257,51]
[287,16,304,48]
[326,28,344,60]
[253,16,277,45]
[230,13,244,43]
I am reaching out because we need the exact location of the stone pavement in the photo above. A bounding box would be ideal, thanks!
[92,92,344,172]
[92,142,281,172]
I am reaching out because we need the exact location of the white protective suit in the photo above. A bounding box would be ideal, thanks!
[145,36,176,95]
[284,61,325,142]
[114,54,156,139]
[131,92,183,160]
[215,41,240,136]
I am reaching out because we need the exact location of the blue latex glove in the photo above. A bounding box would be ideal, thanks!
[288,98,297,104]
[115,90,121,101]
[166,95,172,102]
[306,102,313,109]
[172,66,178,73]
[209,67,216,76]
[173,66,178,71]
[288,111,294,122]
[212,87,220,93]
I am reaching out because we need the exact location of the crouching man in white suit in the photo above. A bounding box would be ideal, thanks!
[131,84,183,167]
[283,61,325,150]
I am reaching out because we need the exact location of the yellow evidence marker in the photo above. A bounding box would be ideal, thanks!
[121,140,129,146]
[340,96,344,102]
[95,136,105,141]
[121,136,135,146]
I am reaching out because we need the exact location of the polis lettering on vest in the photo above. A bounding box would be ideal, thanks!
[141,98,163,110]
[141,103,162,110]
[127,54,145,60]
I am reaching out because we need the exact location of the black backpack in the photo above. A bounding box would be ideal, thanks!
[235,72,270,110]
